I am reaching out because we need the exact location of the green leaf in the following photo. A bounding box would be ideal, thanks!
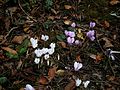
[0,77,7,85]
[6,52,19,59]
[16,38,29,55]
[56,34,66,41]
[43,20,53,29]
[19,48,27,55]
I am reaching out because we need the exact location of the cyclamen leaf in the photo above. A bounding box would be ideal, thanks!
[0,77,7,85]
[6,52,19,59]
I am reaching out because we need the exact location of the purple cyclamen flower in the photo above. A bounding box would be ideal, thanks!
[86,30,95,41]
[71,22,76,28]
[64,30,75,37]
[90,22,96,28]
[67,37,75,44]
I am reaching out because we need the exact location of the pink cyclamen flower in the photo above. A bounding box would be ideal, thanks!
[64,30,75,37]
[67,37,75,44]
[75,40,82,46]
[71,22,76,28]
[86,30,95,41]
[90,22,96,28]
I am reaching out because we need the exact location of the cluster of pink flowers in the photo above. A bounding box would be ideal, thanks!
[64,30,81,45]
[86,22,96,41]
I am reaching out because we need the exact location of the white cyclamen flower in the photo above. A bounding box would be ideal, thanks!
[25,84,35,90]
[42,48,49,54]
[34,48,43,57]
[50,43,55,49]
[41,35,49,41]
[75,78,82,86]
[48,48,55,55]
[106,49,120,60]
[44,54,50,60]
[83,81,90,88]
[34,58,40,64]
[30,38,38,48]
[74,62,83,71]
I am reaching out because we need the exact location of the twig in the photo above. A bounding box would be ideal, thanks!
[18,0,37,22]
[0,27,18,45]
[108,58,115,76]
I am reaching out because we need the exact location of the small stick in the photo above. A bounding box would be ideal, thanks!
[0,27,18,45]
[18,0,37,22]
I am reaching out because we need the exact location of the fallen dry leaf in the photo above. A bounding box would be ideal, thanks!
[51,8,59,15]
[110,0,120,5]
[64,20,72,25]
[77,28,84,40]
[104,20,110,28]
[17,60,23,69]
[12,35,26,44]
[8,7,17,13]
[48,66,57,81]
[56,70,65,76]
[58,41,67,48]
[19,87,24,90]
[0,35,4,42]
[64,79,76,90]
[96,54,103,62]
[89,53,103,63]
[0,53,5,59]
[102,37,113,48]
[107,76,115,81]
[64,5,72,10]
[2,47,17,55]
[76,54,82,62]
[4,17,10,30]
[39,75,48,85]
[48,16,55,20]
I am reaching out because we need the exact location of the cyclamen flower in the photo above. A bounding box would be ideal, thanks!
[67,37,75,44]
[50,43,55,49]
[48,48,55,55]
[34,58,40,64]
[41,35,49,41]
[25,84,35,90]
[75,40,82,46]
[90,22,96,28]
[44,54,49,60]
[86,30,95,41]
[42,48,49,54]
[83,81,90,88]
[30,38,38,48]
[64,30,75,37]
[71,22,76,28]
[74,62,83,71]
[106,49,120,60]
[34,49,43,57]
[75,78,82,86]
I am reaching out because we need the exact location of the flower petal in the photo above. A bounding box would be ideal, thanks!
[34,58,40,64]
[30,38,38,48]
[44,54,50,60]
[25,84,35,90]
[83,81,90,88]
[75,78,82,86]
[74,62,83,71]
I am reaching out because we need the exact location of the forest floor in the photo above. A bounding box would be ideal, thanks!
[0,0,120,90]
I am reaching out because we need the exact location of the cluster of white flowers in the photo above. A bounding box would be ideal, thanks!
[75,78,90,88]
[30,35,55,64]
[74,62,90,88]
